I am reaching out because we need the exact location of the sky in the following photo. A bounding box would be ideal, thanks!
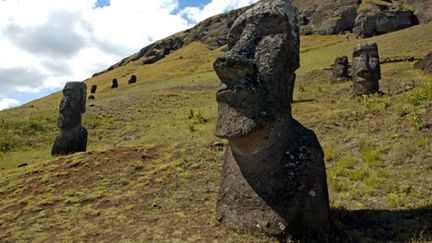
[0,0,258,111]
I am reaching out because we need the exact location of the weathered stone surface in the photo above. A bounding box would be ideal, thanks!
[414,52,432,74]
[352,42,381,95]
[88,95,95,100]
[353,4,418,38]
[331,55,350,83]
[52,82,88,156]
[214,0,329,237]
[90,85,97,94]
[111,79,118,89]
[128,75,137,84]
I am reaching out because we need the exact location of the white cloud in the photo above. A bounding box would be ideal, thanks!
[180,0,258,23]
[0,98,21,111]
[0,0,257,105]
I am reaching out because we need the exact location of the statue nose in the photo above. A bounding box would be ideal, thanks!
[214,55,255,87]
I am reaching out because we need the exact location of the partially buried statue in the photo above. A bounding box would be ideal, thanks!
[51,82,88,156]
[331,55,349,83]
[352,42,381,95]
[111,78,119,89]
[214,0,330,237]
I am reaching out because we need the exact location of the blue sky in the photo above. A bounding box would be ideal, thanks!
[0,0,257,110]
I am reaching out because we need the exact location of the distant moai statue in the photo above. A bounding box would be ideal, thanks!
[331,55,350,83]
[90,85,97,94]
[128,75,137,84]
[111,78,119,89]
[51,82,88,156]
[352,42,381,95]
[213,0,330,237]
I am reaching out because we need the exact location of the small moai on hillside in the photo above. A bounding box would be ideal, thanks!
[111,78,119,89]
[213,0,330,237]
[90,85,97,94]
[352,42,381,95]
[51,82,88,156]
[128,75,137,84]
[331,55,350,83]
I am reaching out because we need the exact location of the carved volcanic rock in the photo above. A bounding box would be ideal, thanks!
[331,55,350,83]
[352,42,381,95]
[214,0,329,237]
[111,79,118,89]
[414,52,432,74]
[52,82,88,156]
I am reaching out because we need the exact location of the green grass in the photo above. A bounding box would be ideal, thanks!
[0,24,432,242]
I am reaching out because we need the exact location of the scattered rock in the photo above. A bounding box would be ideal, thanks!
[381,56,419,64]
[52,82,88,156]
[352,42,381,95]
[414,52,432,74]
[214,0,330,237]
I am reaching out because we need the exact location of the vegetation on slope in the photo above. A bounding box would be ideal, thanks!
[0,24,431,242]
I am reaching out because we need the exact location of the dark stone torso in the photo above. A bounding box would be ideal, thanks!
[51,126,88,156]
[217,119,330,236]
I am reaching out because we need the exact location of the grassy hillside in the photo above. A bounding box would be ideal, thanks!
[0,24,431,242]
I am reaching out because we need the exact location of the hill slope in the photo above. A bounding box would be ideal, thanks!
[0,21,431,242]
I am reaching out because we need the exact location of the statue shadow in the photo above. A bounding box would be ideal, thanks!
[318,207,431,243]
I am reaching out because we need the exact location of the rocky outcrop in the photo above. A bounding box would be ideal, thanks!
[91,0,430,78]
[214,0,330,237]
[414,52,432,74]
[353,3,418,38]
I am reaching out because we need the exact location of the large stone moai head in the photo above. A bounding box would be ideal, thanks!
[352,42,381,95]
[90,85,97,94]
[58,82,86,129]
[52,82,88,155]
[111,78,119,89]
[213,0,329,238]
[214,0,299,139]
[331,55,350,83]
[128,75,137,84]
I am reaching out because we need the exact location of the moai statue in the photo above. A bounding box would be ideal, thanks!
[214,0,330,237]
[352,42,381,95]
[331,56,349,83]
[128,75,137,84]
[90,85,97,94]
[111,78,119,89]
[51,82,88,156]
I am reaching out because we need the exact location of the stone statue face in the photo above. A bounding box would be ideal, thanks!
[58,82,86,129]
[352,43,381,83]
[214,0,299,138]
[336,56,348,65]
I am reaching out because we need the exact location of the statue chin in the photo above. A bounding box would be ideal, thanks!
[58,114,81,129]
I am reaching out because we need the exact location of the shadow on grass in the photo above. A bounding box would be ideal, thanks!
[330,206,432,242]
[280,207,432,242]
